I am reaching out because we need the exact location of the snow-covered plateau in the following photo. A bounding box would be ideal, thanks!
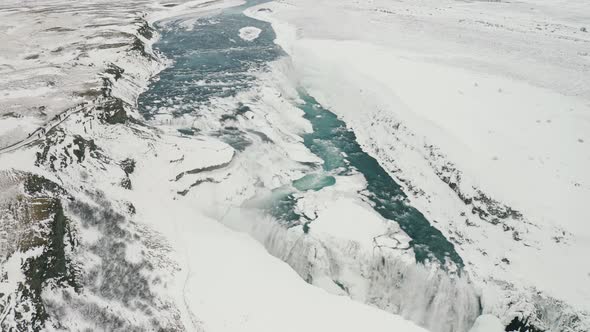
[0,0,588,331]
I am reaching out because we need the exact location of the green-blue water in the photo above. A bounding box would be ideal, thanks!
[297,93,462,266]
[139,1,462,267]
[292,173,336,192]
[139,1,282,119]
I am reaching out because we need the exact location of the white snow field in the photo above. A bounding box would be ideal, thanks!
[0,0,588,331]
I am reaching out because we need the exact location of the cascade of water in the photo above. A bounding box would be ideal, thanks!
[225,210,481,332]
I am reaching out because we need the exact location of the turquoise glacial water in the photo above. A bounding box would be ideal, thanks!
[139,1,462,266]
[297,93,463,266]
[139,0,282,119]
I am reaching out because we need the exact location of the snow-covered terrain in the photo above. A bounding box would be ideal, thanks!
[0,0,429,331]
[0,0,244,149]
[246,0,590,330]
[239,26,262,41]
[0,0,588,331]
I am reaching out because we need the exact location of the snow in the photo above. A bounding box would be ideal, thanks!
[311,197,390,247]
[246,0,590,329]
[40,83,427,331]
[239,26,262,41]
[297,175,404,250]
[0,0,243,149]
[0,116,42,148]
[468,315,503,332]
[131,150,428,332]
[0,0,432,330]
[2,0,589,330]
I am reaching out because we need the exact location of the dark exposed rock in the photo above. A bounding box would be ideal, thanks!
[333,280,349,294]
[121,177,132,190]
[131,37,150,58]
[35,128,105,173]
[127,203,136,215]
[129,21,155,58]
[177,177,218,196]
[120,158,136,175]
[36,128,66,168]
[97,98,129,124]
[104,64,125,81]
[302,222,310,234]
[24,174,67,197]
[1,174,80,330]
[425,144,525,237]
[236,104,251,114]
[176,159,234,181]
[73,135,97,163]
[136,21,154,40]
[177,128,198,136]
[21,199,80,328]
[220,114,238,122]
[106,109,128,124]
[97,42,130,50]
[506,316,543,332]
[44,27,76,32]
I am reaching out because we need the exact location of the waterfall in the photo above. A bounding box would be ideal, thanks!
[222,209,481,332]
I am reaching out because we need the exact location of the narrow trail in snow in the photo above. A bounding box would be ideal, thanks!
[0,105,85,154]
